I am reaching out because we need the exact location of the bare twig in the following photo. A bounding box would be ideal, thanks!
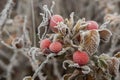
[31,0,36,47]
[23,16,31,48]
[0,60,7,71]
[0,0,14,31]
[37,2,55,40]
[53,58,62,80]
[0,50,10,59]
[6,50,18,80]
[1,41,14,49]
[32,53,55,80]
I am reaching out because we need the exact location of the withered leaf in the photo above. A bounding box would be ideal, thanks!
[57,22,70,36]
[106,57,119,76]
[114,52,120,58]
[63,60,74,69]
[65,12,74,29]
[81,66,91,74]
[68,69,80,80]
[63,73,72,80]
[98,29,112,42]
[69,63,80,68]
[23,76,33,80]
[98,59,108,72]
[86,74,95,80]
[73,19,87,34]
[73,20,81,33]
[99,53,110,60]
[83,30,100,55]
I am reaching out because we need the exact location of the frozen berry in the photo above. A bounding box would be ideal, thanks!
[40,39,51,50]
[49,41,62,53]
[86,21,99,30]
[50,15,64,32]
[73,51,89,66]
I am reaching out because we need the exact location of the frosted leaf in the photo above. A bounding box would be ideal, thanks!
[23,76,33,80]
[68,63,80,68]
[63,70,80,80]
[62,73,72,80]
[57,22,69,36]
[97,59,108,72]
[83,30,100,55]
[73,19,87,34]
[73,20,81,33]
[81,65,91,74]
[68,70,80,80]
[114,52,120,58]
[98,29,112,42]
[63,60,74,69]
[107,57,119,76]
[99,53,110,60]
[65,12,74,29]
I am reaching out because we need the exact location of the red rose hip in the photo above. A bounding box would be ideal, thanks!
[86,21,99,30]
[73,51,89,66]
[40,39,51,50]
[50,15,64,32]
[49,41,62,53]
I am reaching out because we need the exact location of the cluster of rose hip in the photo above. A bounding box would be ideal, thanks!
[40,14,99,66]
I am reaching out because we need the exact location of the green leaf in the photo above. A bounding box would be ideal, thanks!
[99,59,108,69]
[97,58,108,72]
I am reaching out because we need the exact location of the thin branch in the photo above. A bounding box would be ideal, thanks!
[32,53,55,80]
[0,40,14,49]
[0,0,14,31]
[6,50,18,80]
[37,2,55,40]
[21,49,46,80]
[0,60,7,71]
[23,16,31,48]
[31,0,36,47]
[53,58,62,80]
[50,1,55,14]
[0,50,10,59]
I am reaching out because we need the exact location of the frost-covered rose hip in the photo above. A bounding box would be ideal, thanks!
[73,51,89,66]
[50,15,64,32]
[49,41,62,53]
[86,21,99,30]
[40,39,51,50]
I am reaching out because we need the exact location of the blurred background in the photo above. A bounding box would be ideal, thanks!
[0,0,120,80]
